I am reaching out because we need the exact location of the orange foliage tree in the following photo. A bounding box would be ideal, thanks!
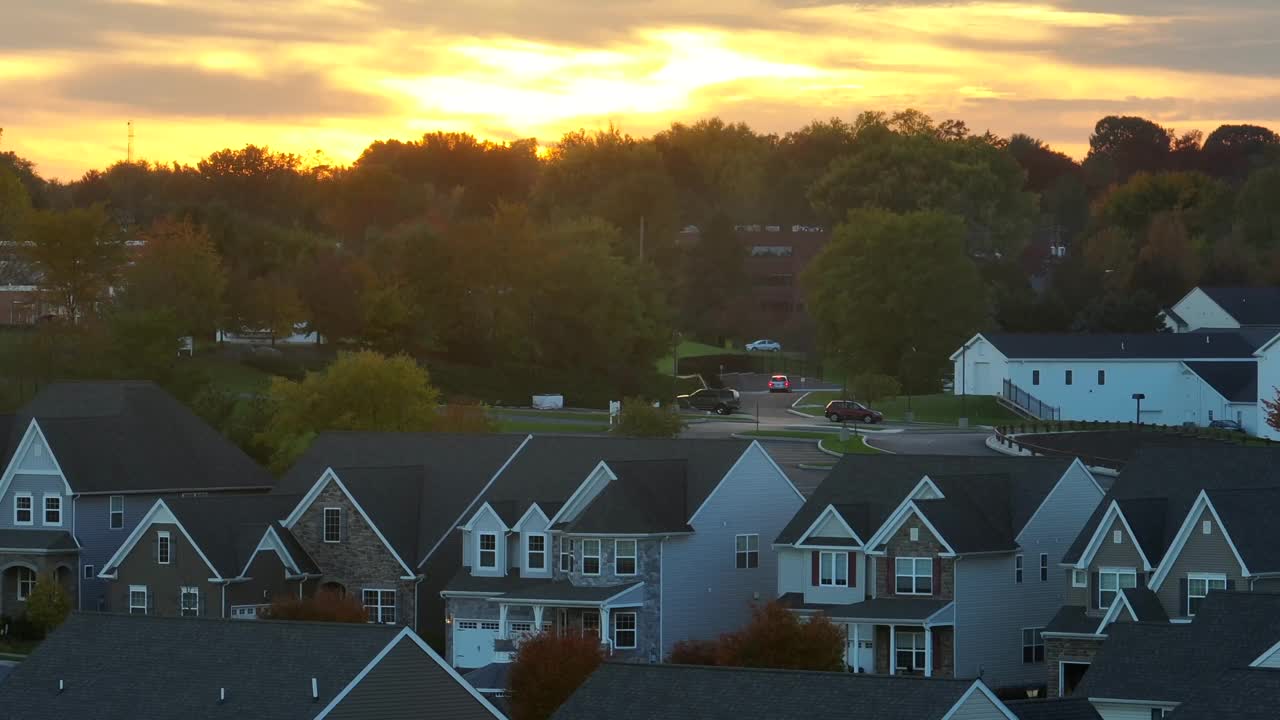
[260,587,367,623]
[670,601,845,671]
[508,631,604,720]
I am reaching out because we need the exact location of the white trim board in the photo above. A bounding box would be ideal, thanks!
[0,419,74,498]
[236,525,303,579]
[1148,490,1250,589]
[864,500,957,556]
[97,499,223,579]
[1073,500,1154,572]
[795,504,864,548]
[282,467,418,578]
[939,679,1019,720]
[547,460,615,528]
[511,503,550,533]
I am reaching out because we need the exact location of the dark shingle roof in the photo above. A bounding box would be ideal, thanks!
[1121,587,1167,623]
[0,613,400,719]
[463,662,511,692]
[1203,487,1280,573]
[4,382,274,494]
[1078,591,1280,703]
[980,330,1265,360]
[1170,667,1280,719]
[1062,447,1280,566]
[442,571,640,603]
[1183,361,1257,402]
[0,529,77,552]
[552,663,985,720]
[272,522,320,574]
[1200,287,1280,326]
[157,494,302,578]
[1006,698,1101,720]
[1043,606,1097,636]
[566,460,693,534]
[776,455,1073,550]
[778,593,950,622]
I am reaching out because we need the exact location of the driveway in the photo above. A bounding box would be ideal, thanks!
[866,429,996,455]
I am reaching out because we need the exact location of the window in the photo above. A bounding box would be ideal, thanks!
[157,531,171,565]
[180,587,199,617]
[1097,370,1106,385]
[1187,574,1227,616]
[13,493,32,525]
[1022,628,1045,663]
[129,585,148,615]
[895,557,933,595]
[1113,529,1123,544]
[1065,370,1073,385]
[1040,553,1049,582]
[1015,554,1024,584]
[526,534,546,570]
[615,540,637,576]
[110,495,124,529]
[1098,568,1137,609]
[1202,520,1212,535]
[1072,569,1087,588]
[323,507,341,543]
[362,589,396,624]
[735,534,759,569]
[582,539,601,575]
[43,495,61,526]
[1032,370,1040,386]
[894,630,926,672]
[83,565,95,580]
[582,611,600,638]
[478,533,497,569]
[820,551,849,587]
[560,538,576,573]
[613,612,637,649]
[909,527,919,542]
[509,621,534,637]
[15,568,35,600]
[1150,710,1171,720]
[231,605,264,620]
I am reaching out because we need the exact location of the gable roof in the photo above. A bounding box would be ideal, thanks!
[1200,286,1280,326]
[1200,487,1280,574]
[976,330,1266,360]
[777,455,1074,550]
[1183,361,1258,403]
[1119,586,1167,623]
[1079,591,1280,704]
[0,528,77,552]
[164,494,303,578]
[565,459,693,534]
[0,381,274,494]
[0,613,500,720]
[551,663,1006,720]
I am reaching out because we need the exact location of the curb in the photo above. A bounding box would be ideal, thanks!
[786,408,823,419]
[818,435,889,456]
[986,434,1121,478]
[790,392,812,410]
[783,424,903,435]
[798,462,837,470]
[731,433,823,445]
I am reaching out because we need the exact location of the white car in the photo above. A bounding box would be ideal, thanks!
[746,339,782,352]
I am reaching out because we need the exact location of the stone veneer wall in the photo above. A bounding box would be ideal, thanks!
[1045,636,1103,698]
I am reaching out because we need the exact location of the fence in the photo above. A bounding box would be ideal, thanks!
[1002,379,1061,421]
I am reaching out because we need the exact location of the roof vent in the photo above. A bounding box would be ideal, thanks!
[311,677,318,702]
[1121,341,1125,351]
[1206,335,1211,344]
[58,679,64,694]
[219,688,226,704]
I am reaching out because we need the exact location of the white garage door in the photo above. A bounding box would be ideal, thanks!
[453,620,501,668]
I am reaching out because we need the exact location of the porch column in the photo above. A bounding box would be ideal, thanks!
[924,627,933,678]
[601,606,612,651]
[533,605,544,632]
[889,624,896,676]
[499,603,509,639]
[851,623,860,672]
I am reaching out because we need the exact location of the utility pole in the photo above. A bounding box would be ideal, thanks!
[127,121,135,163]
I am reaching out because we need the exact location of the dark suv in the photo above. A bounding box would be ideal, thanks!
[824,400,883,424]
[677,388,741,415]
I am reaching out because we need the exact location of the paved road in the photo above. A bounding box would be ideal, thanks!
[867,430,995,456]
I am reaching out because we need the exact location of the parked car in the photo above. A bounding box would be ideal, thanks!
[824,400,883,424]
[746,339,781,352]
[768,375,791,393]
[676,388,741,415]
[1210,419,1245,433]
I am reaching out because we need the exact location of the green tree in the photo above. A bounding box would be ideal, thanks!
[1236,166,1280,250]
[509,631,604,720]
[680,213,748,341]
[298,248,374,344]
[228,273,306,344]
[1132,211,1200,305]
[258,351,441,471]
[1095,171,1229,240]
[653,117,773,222]
[123,217,227,341]
[25,572,71,636]
[614,397,684,438]
[764,118,858,225]
[1201,124,1279,180]
[1086,115,1174,181]
[22,204,127,321]
[803,209,987,383]
[0,166,31,243]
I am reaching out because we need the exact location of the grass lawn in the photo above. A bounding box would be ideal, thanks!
[740,429,834,439]
[819,437,884,454]
[794,391,1020,426]
[655,340,741,374]
[492,409,612,422]
[497,420,610,434]
[187,355,274,394]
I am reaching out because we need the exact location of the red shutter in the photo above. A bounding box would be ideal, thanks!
[932,559,942,597]
[886,555,894,596]
[848,553,856,588]
[811,551,820,585]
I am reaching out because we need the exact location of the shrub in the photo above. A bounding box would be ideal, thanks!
[438,403,498,433]
[241,351,306,381]
[851,373,902,404]
[260,588,367,623]
[668,639,719,665]
[614,397,684,438]
[509,631,604,720]
[25,572,71,637]
[669,601,845,672]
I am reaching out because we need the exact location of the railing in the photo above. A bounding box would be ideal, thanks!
[992,419,1273,472]
[1002,379,1061,421]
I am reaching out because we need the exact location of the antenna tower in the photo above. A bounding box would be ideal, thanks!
[127,121,135,163]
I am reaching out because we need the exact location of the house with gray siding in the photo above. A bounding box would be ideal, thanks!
[1048,447,1280,698]
[773,455,1104,692]
[0,382,274,619]
[0,613,505,719]
[439,437,804,670]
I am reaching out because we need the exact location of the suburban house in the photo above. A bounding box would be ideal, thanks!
[1160,286,1280,334]
[0,613,505,719]
[440,436,805,670]
[1073,590,1280,719]
[551,662,1090,720]
[773,455,1105,692]
[1046,446,1280,698]
[0,381,275,618]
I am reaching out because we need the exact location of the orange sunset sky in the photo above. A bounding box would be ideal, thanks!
[6,0,1280,180]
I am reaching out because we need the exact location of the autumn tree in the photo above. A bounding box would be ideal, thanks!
[22,204,128,321]
[1263,388,1280,434]
[123,217,227,341]
[509,631,604,720]
[297,248,375,344]
[228,272,306,343]
[669,601,845,671]
[1201,124,1279,180]
[261,587,367,623]
[1132,211,1200,305]
[25,572,71,636]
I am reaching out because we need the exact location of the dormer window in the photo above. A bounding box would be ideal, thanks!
[527,534,546,570]
[478,533,498,569]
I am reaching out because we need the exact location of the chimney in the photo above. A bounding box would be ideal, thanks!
[311,678,319,702]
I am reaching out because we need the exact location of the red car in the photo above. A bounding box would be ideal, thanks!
[825,400,883,424]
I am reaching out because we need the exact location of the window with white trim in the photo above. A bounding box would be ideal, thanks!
[109,495,124,530]
[509,621,535,638]
[231,605,265,620]
[909,527,919,541]
[1098,568,1137,609]
[1022,628,1045,663]
[362,589,396,624]
[582,611,600,638]
[1187,574,1226,616]
[894,630,926,672]
[1202,520,1212,535]
[13,493,32,525]
[615,540,637,575]
[129,585,148,615]
[1040,553,1048,582]
[323,507,341,543]
[526,534,546,570]
[1072,569,1087,588]
[478,533,498,569]
[157,531,171,565]
[83,565,95,580]
[15,567,35,600]
[479,621,500,631]
[1015,554,1023,584]
[895,557,932,595]
[180,586,199,617]
[613,612,637,649]
[820,551,849,587]
[43,494,61,526]
[560,538,576,572]
[582,539,601,575]
[735,534,759,569]
[1113,529,1122,544]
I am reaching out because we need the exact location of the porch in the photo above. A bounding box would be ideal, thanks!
[782,594,955,677]
[0,530,79,618]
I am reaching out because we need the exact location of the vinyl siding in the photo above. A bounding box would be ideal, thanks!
[662,444,804,657]
[466,507,507,576]
[1093,701,1176,720]
[322,638,498,720]
[77,493,162,611]
[0,475,73,532]
[1154,506,1245,618]
[811,512,856,539]
[947,688,1011,720]
[104,522,218,616]
[957,465,1103,689]
[1171,288,1240,331]
[1253,577,1280,592]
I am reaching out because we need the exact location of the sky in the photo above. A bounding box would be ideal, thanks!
[5,0,1280,180]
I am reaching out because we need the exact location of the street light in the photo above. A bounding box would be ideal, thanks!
[1131,393,1146,424]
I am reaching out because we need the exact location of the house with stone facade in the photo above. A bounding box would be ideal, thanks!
[773,455,1104,692]
[1046,446,1280,699]
[440,437,804,670]
[0,381,275,619]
